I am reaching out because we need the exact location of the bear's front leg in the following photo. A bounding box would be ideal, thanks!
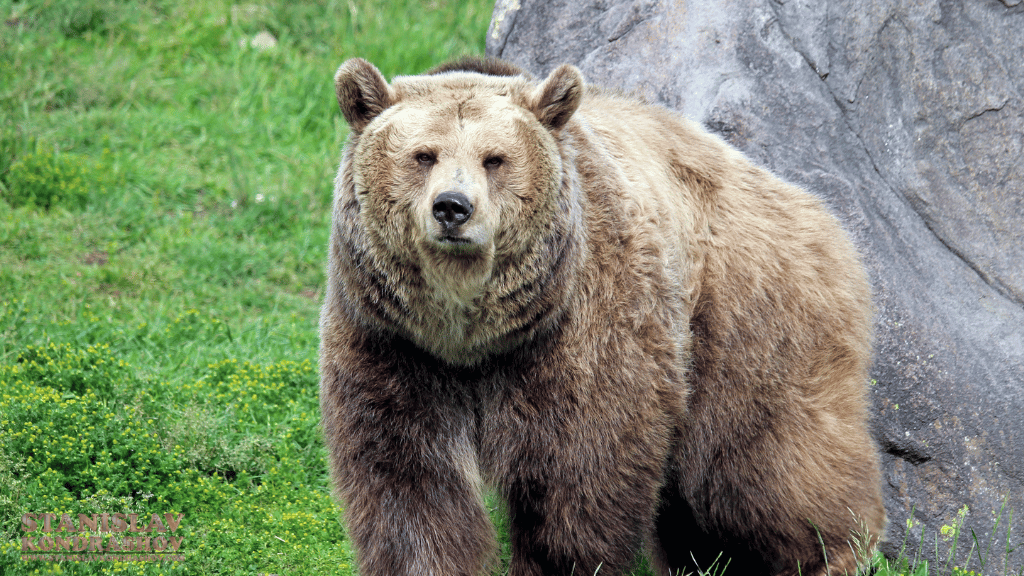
[483,362,674,576]
[320,348,496,576]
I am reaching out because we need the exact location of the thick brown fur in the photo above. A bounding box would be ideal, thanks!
[320,56,886,576]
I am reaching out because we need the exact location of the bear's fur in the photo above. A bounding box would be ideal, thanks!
[319,56,886,576]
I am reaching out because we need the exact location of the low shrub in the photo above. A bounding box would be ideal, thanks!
[2,148,120,211]
[0,337,347,575]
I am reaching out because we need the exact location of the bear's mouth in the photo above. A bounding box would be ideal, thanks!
[430,233,486,257]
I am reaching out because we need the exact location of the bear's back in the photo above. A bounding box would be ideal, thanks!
[571,84,874,425]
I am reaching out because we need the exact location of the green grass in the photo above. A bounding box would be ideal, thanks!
[0,0,491,574]
[0,1,1019,575]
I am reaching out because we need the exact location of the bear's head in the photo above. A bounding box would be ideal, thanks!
[332,59,586,364]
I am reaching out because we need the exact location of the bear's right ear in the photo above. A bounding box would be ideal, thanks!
[529,64,584,131]
[335,58,394,133]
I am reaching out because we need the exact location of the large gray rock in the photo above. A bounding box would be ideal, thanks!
[489,0,1024,571]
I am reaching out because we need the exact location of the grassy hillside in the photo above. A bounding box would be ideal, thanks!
[0,1,491,574]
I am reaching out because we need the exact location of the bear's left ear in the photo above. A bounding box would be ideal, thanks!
[530,64,584,131]
[335,58,395,133]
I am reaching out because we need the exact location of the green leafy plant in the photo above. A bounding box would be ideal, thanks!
[3,149,92,210]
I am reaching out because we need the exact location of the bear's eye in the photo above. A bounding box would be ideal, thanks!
[415,152,436,166]
[483,156,504,169]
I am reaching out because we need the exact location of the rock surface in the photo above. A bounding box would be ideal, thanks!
[489,0,1024,570]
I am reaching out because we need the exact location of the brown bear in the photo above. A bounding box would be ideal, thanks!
[319,56,886,576]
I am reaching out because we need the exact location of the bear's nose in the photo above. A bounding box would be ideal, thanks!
[432,191,474,229]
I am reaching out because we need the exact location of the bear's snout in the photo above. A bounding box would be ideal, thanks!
[432,191,475,231]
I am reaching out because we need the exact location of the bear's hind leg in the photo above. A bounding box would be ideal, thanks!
[672,422,884,576]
